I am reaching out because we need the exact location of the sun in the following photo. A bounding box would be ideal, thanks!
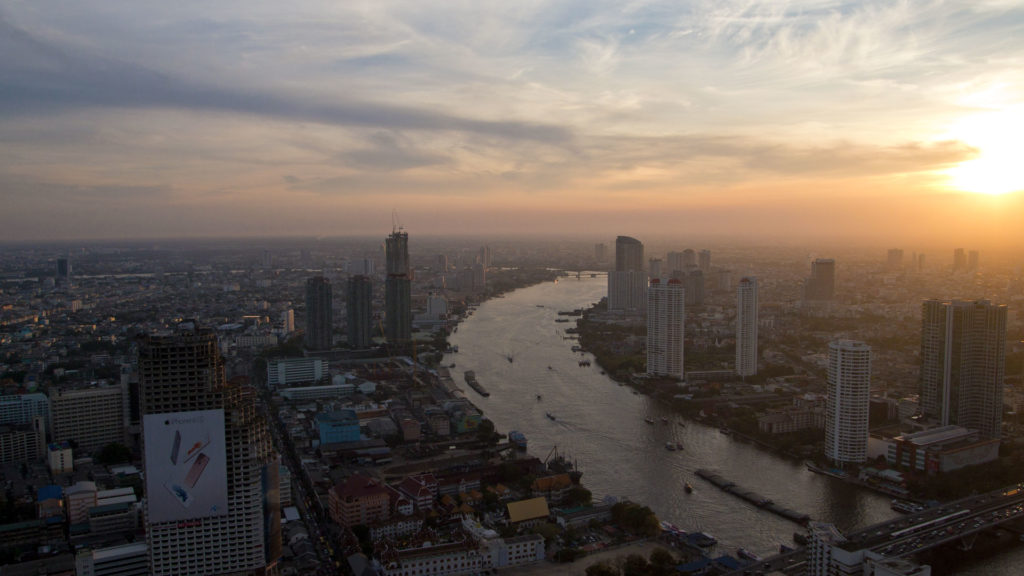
[943,107,1024,196]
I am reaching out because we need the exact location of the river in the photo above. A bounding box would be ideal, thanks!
[443,274,1024,572]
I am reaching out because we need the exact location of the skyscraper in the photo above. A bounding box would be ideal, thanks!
[385,229,412,343]
[614,236,644,272]
[920,299,1006,438]
[608,236,646,311]
[646,278,685,379]
[346,275,373,349]
[735,277,758,377]
[803,258,836,301]
[56,256,71,286]
[825,340,871,465]
[478,245,491,268]
[886,248,903,271]
[666,251,685,275]
[698,249,711,272]
[304,276,333,351]
[953,248,966,272]
[139,325,279,575]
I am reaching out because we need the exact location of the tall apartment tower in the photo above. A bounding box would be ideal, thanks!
[825,340,871,465]
[608,236,646,311]
[478,245,491,268]
[735,277,758,377]
[646,278,685,379]
[385,230,412,343]
[304,276,333,351]
[56,256,72,287]
[920,299,1006,438]
[139,325,279,575]
[666,252,684,275]
[886,249,904,271]
[953,248,966,272]
[803,258,836,301]
[698,249,711,272]
[346,275,373,349]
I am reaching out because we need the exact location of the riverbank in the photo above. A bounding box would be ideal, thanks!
[499,540,666,576]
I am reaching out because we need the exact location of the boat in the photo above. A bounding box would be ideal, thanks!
[536,394,542,400]
[578,360,590,367]
[546,412,556,420]
[737,548,762,562]
[448,363,456,368]
[661,417,669,424]
[665,442,676,451]
[508,430,528,450]
[463,371,490,397]
[678,421,686,427]
[684,482,693,494]
[676,442,684,450]
[644,418,655,424]
[692,531,717,547]
[779,544,795,554]
[792,532,809,545]
[547,366,553,370]
[719,427,731,435]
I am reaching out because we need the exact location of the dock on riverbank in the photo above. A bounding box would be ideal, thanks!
[695,469,811,525]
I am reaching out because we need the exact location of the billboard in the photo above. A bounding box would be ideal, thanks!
[144,409,229,523]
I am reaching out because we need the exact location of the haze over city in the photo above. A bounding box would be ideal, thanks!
[2,1,1024,245]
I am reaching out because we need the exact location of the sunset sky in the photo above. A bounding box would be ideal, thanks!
[2,1,1023,245]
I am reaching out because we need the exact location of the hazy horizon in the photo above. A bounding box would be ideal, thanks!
[3,1,1023,246]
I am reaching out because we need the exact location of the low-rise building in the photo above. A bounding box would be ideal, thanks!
[888,425,999,473]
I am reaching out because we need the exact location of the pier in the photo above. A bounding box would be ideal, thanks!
[695,469,810,525]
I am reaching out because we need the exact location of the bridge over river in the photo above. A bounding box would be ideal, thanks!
[726,483,1024,575]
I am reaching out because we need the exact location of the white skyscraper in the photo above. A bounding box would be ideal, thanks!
[735,277,758,377]
[646,278,685,379]
[825,340,871,465]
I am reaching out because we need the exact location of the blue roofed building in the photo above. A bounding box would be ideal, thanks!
[317,410,361,445]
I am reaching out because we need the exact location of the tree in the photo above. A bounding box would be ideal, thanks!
[477,419,497,445]
[585,562,619,576]
[564,486,592,507]
[649,547,676,576]
[621,554,650,576]
[96,442,132,464]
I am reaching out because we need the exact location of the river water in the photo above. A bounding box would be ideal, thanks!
[442,275,1024,573]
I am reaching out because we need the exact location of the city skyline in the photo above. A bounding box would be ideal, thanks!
[2,2,1024,245]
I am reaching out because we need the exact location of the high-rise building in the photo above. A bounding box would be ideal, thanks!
[346,275,373,349]
[920,299,1006,438]
[304,276,333,351]
[280,309,294,333]
[648,258,662,279]
[666,252,685,275]
[825,340,871,465]
[953,248,966,272]
[139,325,279,575]
[478,245,491,268]
[49,383,128,455]
[614,236,644,272]
[435,254,449,272]
[698,249,711,272]
[56,256,72,286]
[608,236,646,311]
[678,269,705,307]
[735,277,758,377]
[803,258,836,301]
[682,249,696,268]
[886,249,904,271]
[646,278,685,379]
[385,230,412,343]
